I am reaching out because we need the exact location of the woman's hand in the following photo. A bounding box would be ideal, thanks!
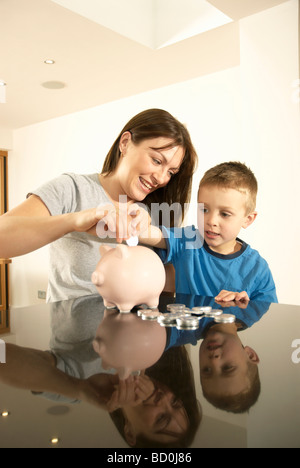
[106,374,155,412]
[85,203,152,244]
[127,204,152,239]
[70,205,114,234]
[78,373,119,410]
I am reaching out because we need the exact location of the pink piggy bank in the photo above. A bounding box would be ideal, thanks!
[91,244,166,313]
[93,309,167,380]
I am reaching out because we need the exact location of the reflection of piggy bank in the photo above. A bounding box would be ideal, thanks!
[93,309,167,379]
[91,245,166,313]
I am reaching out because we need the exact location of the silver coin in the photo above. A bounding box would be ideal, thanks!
[176,317,199,330]
[204,309,223,317]
[141,310,162,321]
[214,314,236,323]
[158,313,180,327]
[192,306,212,315]
[167,304,186,311]
[126,236,139,247]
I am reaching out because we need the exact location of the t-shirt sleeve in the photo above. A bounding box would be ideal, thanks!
[27,173,78,216]
[250,259,278,303]
[156,225,202,264]
[155,226,184,264]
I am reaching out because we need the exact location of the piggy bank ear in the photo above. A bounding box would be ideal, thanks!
[91,271,105,286]
[115,244,130,260]
[99,245,113,256]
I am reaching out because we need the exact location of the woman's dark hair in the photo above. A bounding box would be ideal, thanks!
[101,109,198,227]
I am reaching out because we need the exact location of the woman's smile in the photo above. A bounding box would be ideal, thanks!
[138,177,156,194]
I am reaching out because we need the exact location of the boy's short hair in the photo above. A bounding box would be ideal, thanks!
[199,161,258,214]
[201,362,261,414]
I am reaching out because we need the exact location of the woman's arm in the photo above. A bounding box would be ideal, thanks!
[0,343,120,410]
[0,195,107,258]
[138,225,167,249]
[0,343,81,397]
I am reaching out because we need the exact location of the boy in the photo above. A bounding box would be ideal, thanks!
[138,161,278,303]
[199,319,261,413]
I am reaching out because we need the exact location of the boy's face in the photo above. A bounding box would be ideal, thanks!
[199,328,259,396]
[197,184,256,255]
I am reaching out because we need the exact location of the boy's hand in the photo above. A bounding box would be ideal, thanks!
[215,290,250,303]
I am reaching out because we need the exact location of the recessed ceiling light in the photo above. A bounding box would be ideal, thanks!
[50,437,60,445]
[1,411,10,417]
[41,81,66,89]
[44,59,55,65]
[0,81,6,87]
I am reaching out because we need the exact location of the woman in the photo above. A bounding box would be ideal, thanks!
[0,109,198,301]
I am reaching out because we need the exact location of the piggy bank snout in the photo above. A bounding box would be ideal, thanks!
[93,339,104,355]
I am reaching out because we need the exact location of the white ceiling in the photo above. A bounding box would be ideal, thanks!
[0,0,290,129]
[50,0,233,49]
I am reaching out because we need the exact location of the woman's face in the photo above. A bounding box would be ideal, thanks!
[117,132,185,202]
[123,381,189,446]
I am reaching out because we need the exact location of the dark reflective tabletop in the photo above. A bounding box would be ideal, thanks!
[0,293,299,448]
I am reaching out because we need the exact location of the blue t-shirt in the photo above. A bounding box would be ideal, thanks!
[156,226,278,303]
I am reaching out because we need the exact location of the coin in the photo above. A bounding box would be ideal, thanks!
[214,314,236,323]
[176,316,199,330]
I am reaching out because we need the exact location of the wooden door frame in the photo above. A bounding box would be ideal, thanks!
[0,151,10,332]
[0,151,8,215]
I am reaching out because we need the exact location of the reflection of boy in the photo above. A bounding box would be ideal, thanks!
[141,162,278,303]
[199,322,260,414]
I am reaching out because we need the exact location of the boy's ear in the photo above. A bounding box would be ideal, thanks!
[244,346,260,364]
[242,211,257,229]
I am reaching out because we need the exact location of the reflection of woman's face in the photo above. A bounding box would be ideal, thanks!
[118,133,185,202]
[123,381,189,445]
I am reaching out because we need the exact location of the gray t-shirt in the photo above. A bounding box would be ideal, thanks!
[29,173,115,302]
[33,294,115,403]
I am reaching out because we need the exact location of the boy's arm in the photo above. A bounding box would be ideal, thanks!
[215,259,278,304]
[139,224,167,249]
[248,258,278,303]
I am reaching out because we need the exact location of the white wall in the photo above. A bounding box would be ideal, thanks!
[8,0,300,306]
[0,127,13,150]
